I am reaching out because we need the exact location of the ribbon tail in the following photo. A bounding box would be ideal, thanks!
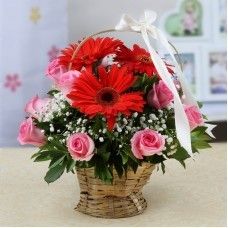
[204,123,216,138]
[141,28,193,156]
[154,28,198,107]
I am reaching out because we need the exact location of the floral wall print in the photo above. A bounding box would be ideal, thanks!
[29,7,41,24]
[4,74,22,92]
[0,0,68,146]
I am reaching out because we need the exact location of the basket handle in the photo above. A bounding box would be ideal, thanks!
[68,28,183,71]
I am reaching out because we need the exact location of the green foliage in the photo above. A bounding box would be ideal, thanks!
[94,155,113,184]
[191,126,212,149]
[133,73,158,93]
[172,146,189,168]
[44,163,66,183]
[30,89,213,184]
[170,126,212,168]
[31,137,71,183]
[145,154,166,164]
[96,142,110,162]
[161,162,166,174]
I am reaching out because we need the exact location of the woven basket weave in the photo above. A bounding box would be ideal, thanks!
[75,163,155,218]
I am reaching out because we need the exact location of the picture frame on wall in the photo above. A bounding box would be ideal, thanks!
[212,0,227,43]
[162,44,202,100]
[202,46,227,101]
[159,0,211,41]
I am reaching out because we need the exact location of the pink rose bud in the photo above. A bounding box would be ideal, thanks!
[131,129,165,159]
[25,95,51,119]
[56,70,81,96]
[45,59,66,83]
[17,117,46,147]
[67,133,95,161]
[184,105,204,130]
[147,80,174,109]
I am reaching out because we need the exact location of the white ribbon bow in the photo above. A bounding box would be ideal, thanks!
[115,11,200,156]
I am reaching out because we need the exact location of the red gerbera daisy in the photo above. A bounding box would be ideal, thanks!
[67,65,145,130]
[116,44,174,77]
[58,37,123,71]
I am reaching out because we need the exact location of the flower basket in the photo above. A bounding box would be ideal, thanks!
[17,11,214,219]
[76,163,155,218]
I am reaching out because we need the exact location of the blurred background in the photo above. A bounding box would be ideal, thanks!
[0,0,226,147]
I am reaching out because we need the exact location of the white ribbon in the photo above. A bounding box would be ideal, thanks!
[115,11,200,156]
[204,123,216,138]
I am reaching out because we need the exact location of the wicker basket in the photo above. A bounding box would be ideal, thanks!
[75,163,155,218]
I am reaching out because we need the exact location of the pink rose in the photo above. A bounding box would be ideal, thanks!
[184,105,204,130]
[67,133,95,161]
[56,70,81,95]
[131,129,165,159]
[147,80,174,109]
[25,95,51,119]
[45,59,66,83]
[17,117,46,147]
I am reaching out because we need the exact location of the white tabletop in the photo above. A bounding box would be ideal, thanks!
[0,143,226,227]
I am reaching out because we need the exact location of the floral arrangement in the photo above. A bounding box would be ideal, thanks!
[17,37,212,184]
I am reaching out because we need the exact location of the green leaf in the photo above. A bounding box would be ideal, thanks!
[146,154,166,164]
[172,147,190,162]
[94,156,113,183]
[91,116,103,134]
[179,160,186,168]
[192,140,212,149]
[50,139,68,152]
[44,163,66,184]
[31,151,42,159]
[34,153,51,162]
[48,155,66,169]
[66,159,76,173]
[197,101,203,108]
[113,155,124,178]
[97,143,110,162]
[161,162,166,174]
[128,158,139,173]
[120,151,128,164]
[191,127,212,150]
[47,89,59,96]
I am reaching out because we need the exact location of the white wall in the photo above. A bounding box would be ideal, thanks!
[68,0,176,42]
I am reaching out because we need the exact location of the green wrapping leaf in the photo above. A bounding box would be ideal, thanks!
[44,163,66,184]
